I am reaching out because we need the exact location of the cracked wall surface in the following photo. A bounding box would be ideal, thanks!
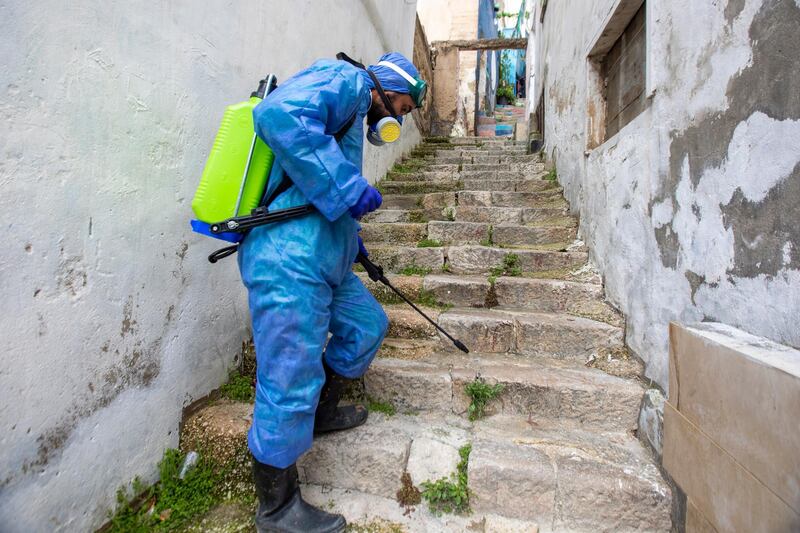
[0,1,420,531]
[532,0,800,389]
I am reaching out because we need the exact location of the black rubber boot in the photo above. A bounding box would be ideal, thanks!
[252,459,346,533]
[314,360,368,434]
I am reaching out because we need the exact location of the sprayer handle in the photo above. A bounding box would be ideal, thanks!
[357,253,384,282]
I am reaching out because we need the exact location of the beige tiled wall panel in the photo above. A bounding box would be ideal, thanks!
[668,322,800,512]
[663,403,800,532]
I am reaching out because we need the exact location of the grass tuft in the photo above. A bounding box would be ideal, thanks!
[543,167,558,182]
[367,398,397,416]
[399,264,432,276]
[417,238,443,248]
[464,377,504,421]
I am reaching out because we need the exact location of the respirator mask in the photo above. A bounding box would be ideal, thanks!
[336,52,427,147]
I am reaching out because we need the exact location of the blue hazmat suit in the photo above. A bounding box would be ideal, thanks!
[238,54,418,468]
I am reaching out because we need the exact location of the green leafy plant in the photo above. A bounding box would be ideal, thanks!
[544,167,558,182]
[417,238,443,248]
[464,378,504,421]
[496,84,516,103]
[420,444,472,515]
[489,253,522,278]
[218,370,255,402]
[107,449,223,532]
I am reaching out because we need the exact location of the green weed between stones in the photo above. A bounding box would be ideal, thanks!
[443,207,456,222]
[420,443,472,515]
[366,398,397,416]
[107,449,228,532]
[218,371,255,403]
[479,225,494,247]
[543,167,558,182]
[417,238,442,248]
[407,211,428,223]
[464,378,504,421]
[417,289,452,311]
[489,253,522,279]
[400,264,432,276]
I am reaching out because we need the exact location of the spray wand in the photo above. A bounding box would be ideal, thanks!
[356,253,469,354]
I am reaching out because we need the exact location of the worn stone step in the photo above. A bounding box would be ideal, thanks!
[462,178,555,192]
[468,416,672,531]
[446,245,587,275]
[381,194,424,210]
[452,205,570,225]
[362,209,417,223]
[460,170,549,182]
[182,404,666,532]
[364,244,586,275]
[356,273,619,328]
[375,336,440,360]
[492,224,577,247]
[421,274,491,308]
[379,180,460,195]
[421,220,572,247]
[360,222,428,245]
[427,220,490,244]
[384,304,441,340]
[494,277,623,327]
[365,354,643,431]
[457,190,564,208]
[302,484,538,533]
[436,308,623,360]
[386,169,460,182]
[462,163,544,173]
[366,245,445,274]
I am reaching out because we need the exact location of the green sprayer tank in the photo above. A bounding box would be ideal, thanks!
[191,76,276,235]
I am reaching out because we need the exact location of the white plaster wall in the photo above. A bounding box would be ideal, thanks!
[532,0,800,390]
[0,1,418,530]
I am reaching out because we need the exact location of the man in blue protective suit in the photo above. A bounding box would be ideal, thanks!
[238,51,427,533]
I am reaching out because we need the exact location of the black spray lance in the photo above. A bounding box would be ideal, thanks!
[357,253,470,354]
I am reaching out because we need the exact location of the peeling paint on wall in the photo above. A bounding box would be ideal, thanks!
[533,0,800,390]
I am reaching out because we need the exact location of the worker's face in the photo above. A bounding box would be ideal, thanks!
[368,90,415,125]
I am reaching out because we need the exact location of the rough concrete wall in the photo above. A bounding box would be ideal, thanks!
[0,1,418,531]
[411,14,435,136]
[418,0,481,136]
[533,0,800,390]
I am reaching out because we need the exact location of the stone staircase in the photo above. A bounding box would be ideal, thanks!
[182,137,673,532]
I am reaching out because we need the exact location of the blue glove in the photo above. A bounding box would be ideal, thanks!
[349,186,383,219]
[356,235,369,261]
